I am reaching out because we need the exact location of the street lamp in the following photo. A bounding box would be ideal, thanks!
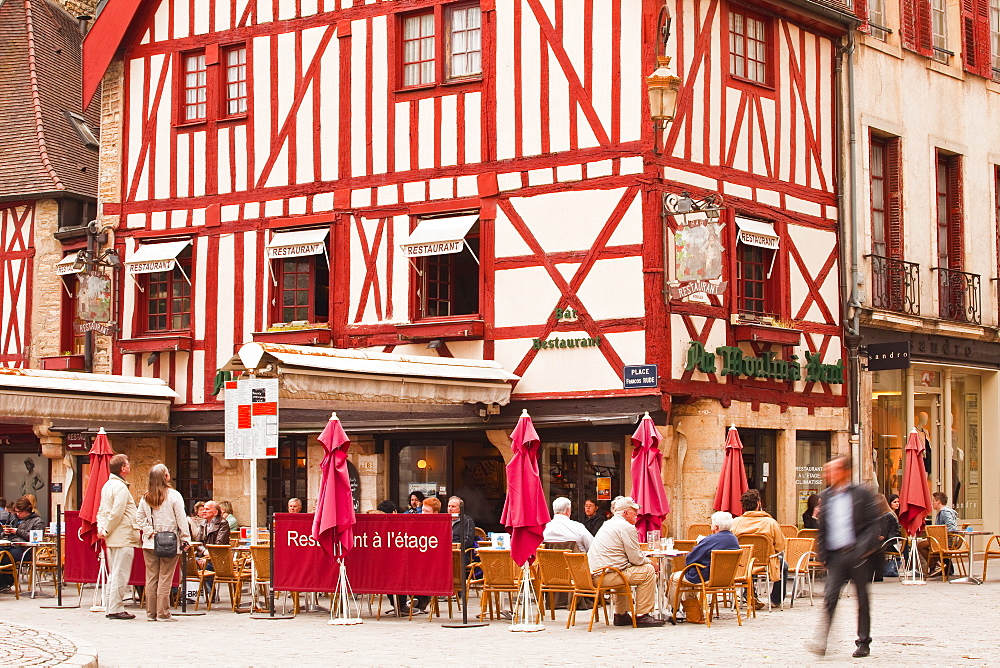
[646,5,682,149]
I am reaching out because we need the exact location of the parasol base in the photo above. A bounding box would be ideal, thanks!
[509,623,544,633]
[172,611,207,616]
[39,604,80,609]
[900,579,927,586]
[328,617,362,625]
[442,622,489,629]
[250,613,295,620]
[949,576,984,585]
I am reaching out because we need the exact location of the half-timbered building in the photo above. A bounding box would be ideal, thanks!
[64,0,856,533]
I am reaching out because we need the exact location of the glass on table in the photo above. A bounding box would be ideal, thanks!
[646,530,660,546]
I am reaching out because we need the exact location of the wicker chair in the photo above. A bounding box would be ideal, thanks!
[925,525,968,580]
[0,550,19,599]
[205,544,248,611]
[797,528,818,540]
[779,524,798,539]
[248,545,275,613]
[184,544,213,610]
[733,544,755,619]
[982,535,1000,581]
[563,552,635,631]
[671,549,743,627]
[784,537,816,606]
[536,548,576,620]
[478,549,520,621]
[687,524,713,540]
[739,533,784,610]
[673,539,697,553]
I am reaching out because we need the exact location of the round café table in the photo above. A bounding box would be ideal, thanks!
[949,530,993,585]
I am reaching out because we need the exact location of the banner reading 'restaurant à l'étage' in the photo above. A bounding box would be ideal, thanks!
[272,513,452,595]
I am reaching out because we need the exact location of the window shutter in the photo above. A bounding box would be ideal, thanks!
[962,0,980,73]
[856,0,871,34]
[916,0,934,57]
[886,138,904,261]
[975,0,993,77]
[947,157,964,271]
[900,0,919,52]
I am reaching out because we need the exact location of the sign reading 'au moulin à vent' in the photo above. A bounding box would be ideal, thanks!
[685,341,844,384]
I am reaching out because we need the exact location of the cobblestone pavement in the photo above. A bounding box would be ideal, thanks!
[1,575,998,667]
[0,620,96,667]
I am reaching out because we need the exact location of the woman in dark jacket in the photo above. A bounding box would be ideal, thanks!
[873,494,901,581]
[0,497,45,591]
[802,493,820,529]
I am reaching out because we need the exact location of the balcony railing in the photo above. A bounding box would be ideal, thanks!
[934,267,981,325]
[869,255,920,315]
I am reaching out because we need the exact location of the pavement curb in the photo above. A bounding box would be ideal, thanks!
[56,631,99,668]
[0,619,99,668]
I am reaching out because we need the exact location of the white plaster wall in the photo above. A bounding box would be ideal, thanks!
[854,17,1000,326]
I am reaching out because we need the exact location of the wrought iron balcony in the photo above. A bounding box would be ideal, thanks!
[933,267,981,325]
[869,255,920,316]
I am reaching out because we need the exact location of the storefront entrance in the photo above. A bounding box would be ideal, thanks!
[736,429,777,516]
[540,440,624,520]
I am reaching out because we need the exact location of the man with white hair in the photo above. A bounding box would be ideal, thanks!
[667,511,740,623]
[542,497,593,552]
[586,496,665,628]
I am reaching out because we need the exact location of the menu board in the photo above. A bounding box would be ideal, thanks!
[224,378,279,459]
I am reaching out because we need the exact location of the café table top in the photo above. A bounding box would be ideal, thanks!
[949,530,993,536]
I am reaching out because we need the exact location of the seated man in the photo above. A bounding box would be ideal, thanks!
[917,492,961,575]
[668,511,740,623]
[198,500,231,547]
[287,497,303,513]
[543,497,593,552]
[0,497,45,592]
[587,496,665,628]
[731,489,787,607]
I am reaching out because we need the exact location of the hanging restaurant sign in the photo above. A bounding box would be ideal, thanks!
[265,228,329,259]
[684,340,843,384]
[400,215,478,257]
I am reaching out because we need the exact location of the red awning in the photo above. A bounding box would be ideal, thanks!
[82,0,146,109]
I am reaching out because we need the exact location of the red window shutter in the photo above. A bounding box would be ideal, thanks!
[975,0,993,77]
[886,138,904,261]
[962,0,980,74]
[916,0,934,57]
[856,0,871,34]
[900,0,919,52]
[947,157,964,271]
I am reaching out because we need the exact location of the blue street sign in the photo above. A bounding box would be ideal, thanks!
[623,364,658,389]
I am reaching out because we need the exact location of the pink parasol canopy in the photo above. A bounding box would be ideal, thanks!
[713,426,749,516]
[78,428,114,549]
[312,413,356,560]
[898,428,932,536]
[500,410,551,566]
[629,412,670,538]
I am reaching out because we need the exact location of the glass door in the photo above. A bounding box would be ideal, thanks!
[736,429,777,516]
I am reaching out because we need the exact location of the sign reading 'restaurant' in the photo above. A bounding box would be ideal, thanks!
[272,513,452,595]
[401,240,464,256]
[265,242,325,259]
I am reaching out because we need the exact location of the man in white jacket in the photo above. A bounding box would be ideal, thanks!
[97,454,141,620]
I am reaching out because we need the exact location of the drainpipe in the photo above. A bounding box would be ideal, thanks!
[838,29,864,482]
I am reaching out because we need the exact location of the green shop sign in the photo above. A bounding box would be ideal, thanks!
[684,341,843,384]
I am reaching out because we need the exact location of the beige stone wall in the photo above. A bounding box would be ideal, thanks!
[667,399,849,536]
[27,199,64,361]
[56,0,98,18]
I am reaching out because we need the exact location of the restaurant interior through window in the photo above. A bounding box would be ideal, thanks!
[871,365,983,521]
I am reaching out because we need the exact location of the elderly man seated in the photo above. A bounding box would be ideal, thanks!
[543,497,593,552]
[667,511,740,623]
[731,489,787,607]
[587,496,666,628]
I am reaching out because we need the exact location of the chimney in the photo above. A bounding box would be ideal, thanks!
[77,14,92,35]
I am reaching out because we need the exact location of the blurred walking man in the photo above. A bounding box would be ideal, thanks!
[812,456,881,658]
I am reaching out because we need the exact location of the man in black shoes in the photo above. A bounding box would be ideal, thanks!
[811,456,881,658]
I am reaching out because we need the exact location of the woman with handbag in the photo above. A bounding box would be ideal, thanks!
[137,464,190,622]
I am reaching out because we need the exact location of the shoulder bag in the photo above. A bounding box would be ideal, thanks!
[153,530,179,557]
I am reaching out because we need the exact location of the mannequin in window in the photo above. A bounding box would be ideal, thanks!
[916,411,932,475]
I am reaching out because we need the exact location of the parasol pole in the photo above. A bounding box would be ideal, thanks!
[329,543,362,625]
[442,508,487,629]
[90,542,108,612]
[510,560,543,632]
[900,535,926,585]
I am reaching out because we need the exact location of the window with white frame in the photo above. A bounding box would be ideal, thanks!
[991,0,1000,76]
[869,0,889,41]
[729,8,769,85]
[932,0,949,63]
[182,51,208,121]
[399,3,482,88]
[224,45,248,116]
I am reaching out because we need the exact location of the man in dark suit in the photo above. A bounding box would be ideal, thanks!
[812,455,881,658]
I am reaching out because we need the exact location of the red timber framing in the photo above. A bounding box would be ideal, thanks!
[88,0,847,411]
[0,203,34,367]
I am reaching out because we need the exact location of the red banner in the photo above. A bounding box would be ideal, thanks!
[64,511,179,587]
[273,513,452,595]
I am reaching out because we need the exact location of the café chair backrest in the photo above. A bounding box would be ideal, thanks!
[687,524,712,540]
[673,540,697,553]
[479,549,518,588]
[206,544,237,578]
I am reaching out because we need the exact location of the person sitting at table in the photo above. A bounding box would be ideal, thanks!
[404,491,424,514]
[544,497,593,552]
[287,498,303,513]
[0,497,13,526]
[668,511,740,623]
[377,500,398,514]
[587,496,666,628]
[448,496,476,552]
[197,500,230,549]
[731,489,787,607]
[916,491,961,576]
[187,501,205,546]
[0,497,45,593]
[421,497,442,514]
[802,494,820,529]
[581,498,606,537]
[218,500,238,532]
